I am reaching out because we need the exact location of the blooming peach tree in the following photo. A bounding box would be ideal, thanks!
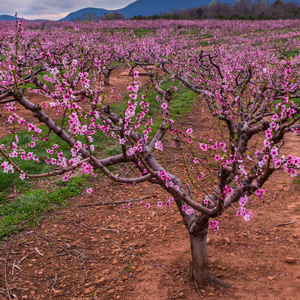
[0,18,300,288]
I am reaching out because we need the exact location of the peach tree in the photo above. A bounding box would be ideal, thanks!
[0,18,299,288]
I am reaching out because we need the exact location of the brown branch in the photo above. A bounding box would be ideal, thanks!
[277,222,295,226]
[0,97,15,104]
[0,91,12,101]
[78,195,156,207]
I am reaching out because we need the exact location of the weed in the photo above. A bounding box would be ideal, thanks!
[0,176,87,239]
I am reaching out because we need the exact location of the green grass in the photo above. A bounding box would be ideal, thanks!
[115,77,196,120]
[0,118,112,239]
[21,70,54,91]
[111,78,197,144]
[293,175,300,185]
[274,97,300,106]
[277,48,299,59]
[0,117,113,199]
[0,176,87,239]
[199,41,210,46]
[136,29,151,37]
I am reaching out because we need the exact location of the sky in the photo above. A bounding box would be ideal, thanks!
[0,0,136,20]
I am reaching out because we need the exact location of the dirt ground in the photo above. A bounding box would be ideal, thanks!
[0,69,300,300]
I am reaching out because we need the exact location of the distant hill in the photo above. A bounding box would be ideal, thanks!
[120,0,213,17]
[60,0,214,21]
[60,7,112,21]
[0,15,23,21]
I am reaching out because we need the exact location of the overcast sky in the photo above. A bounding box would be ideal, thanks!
[0,0,136,20]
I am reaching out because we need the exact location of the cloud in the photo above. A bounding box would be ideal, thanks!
[0,0,135,20]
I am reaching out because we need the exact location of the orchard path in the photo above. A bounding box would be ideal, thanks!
[0,69,300,300]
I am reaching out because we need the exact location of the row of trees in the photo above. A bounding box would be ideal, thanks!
[130,0,300,20]
[72,0,300,22]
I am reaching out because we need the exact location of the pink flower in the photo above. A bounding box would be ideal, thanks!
[129,93,137,100]
[239,196,248,206]
[209,220,219,229]
[8,116,14,123]
[133,70,139,78]
[63,175,69,181]
[244,211,253,222]
[86,188,93,194]
[19,173,25,180]
[74,141,82,150]
[155,141,163,151]
[157,201,162,207]
[214,155,221,161]
[119,138,126,145]
[125,107,135,118]
[185,208,194,215]
[255,188,265,199]
[199,143,207,151]
[270,147,278,157]
[145,203,150,209]
[161,103,167,109]
[193,158,199,164]
[186,128,193,135]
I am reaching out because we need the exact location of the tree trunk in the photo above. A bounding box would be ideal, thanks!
[104,74,110,86]
[187,229,231,288]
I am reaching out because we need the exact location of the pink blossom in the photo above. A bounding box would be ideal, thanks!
[161,103,167,109]
[8,116,14,123]
[133,70,139,78]
[209,220,219,229]
[86,188,93,194]
[155,141,163,151]
[199,143,207,151]
[129,93,137,100]
[239,195,248,206]
[214,155,221,161]
[186,128,193,134]
[185,208,194,215]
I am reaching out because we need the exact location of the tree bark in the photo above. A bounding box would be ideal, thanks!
[104,73,110,86]
[187,225,231,288]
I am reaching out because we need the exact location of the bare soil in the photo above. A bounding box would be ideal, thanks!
[0,70,300,300]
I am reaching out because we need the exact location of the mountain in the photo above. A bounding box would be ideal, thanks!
[120,0,212,17]
[59,7,112,21]
[60,0,213,21]
[0,15,22,21]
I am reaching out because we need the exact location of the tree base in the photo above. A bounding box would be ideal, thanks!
[188,234,231,289]
[187,262,231,289]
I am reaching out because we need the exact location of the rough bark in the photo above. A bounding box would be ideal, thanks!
[104,74,110,86]
[187,222,231,288]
